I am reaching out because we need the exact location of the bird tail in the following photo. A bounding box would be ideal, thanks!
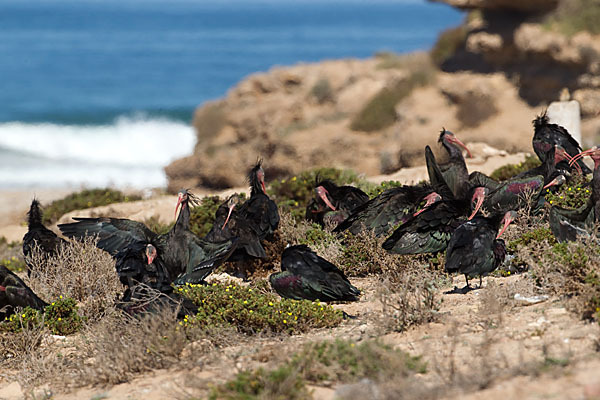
[27,199,44,229]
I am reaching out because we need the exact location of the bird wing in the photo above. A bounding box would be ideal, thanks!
[382,201,461,254]
[425,145,455,200]
[58,217,157,255]
[445,221,494,275]
[173,235,238,285]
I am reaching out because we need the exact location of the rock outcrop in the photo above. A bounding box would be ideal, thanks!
[165,0,600,192]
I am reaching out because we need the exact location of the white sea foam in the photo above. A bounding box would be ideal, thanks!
[0,116,196,189]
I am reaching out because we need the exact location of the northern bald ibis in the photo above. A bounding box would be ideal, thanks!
[204,194,266,259]
[269,244,360,302]
[306,179,369,227]
[382,187,488,255]
[445,210,516,293]
[22,199,66,277]
[238,160,279,240]
[0,265,47,320]
[532,112,591,174]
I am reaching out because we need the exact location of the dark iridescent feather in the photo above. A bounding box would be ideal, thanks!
[0,265,47,320]
[270,245,360,302]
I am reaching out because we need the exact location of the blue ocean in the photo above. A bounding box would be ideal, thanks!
[0,0,462,188]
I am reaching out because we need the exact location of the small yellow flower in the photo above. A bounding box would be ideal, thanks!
[248,289,252,292]
[350,343,355,347]
[550,200,553,204]
[291,176,297,181]
[287,312,292,316]
[58,317,61,321]
[294,316,298,320]
[59,295,63,299]
[225,288,229,292]
[22,314,25,318]
[213,283,217,286]
[249,310,253,313]
[269,302,273,306]
[283,319,287,324]
[243,300,248,304]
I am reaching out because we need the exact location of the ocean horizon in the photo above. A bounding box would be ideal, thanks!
[0,0,463,189]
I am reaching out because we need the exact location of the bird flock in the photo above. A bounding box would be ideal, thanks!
[1,111,597,320]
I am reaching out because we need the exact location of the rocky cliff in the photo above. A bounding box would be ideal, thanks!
[165,0,600,192]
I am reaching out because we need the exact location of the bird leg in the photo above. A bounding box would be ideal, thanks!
[479,275,483,289]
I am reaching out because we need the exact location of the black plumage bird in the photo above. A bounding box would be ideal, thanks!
[435,129,472,200]
[59,189,237,286]
[204,194,266,259]
[269,245,360,302]
[306,179,369,227]
[549,146,600,242]
[382,187,487,255]
[532,112,591,174]
[22,199,66,277]
[238,160,279,240]
[445,210,516,293]
[0,265,47,320]
[334,184,441,237]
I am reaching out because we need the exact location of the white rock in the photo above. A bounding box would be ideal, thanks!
[547,100,582,145]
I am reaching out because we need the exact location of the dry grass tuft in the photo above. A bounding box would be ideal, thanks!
[27,237,124,321]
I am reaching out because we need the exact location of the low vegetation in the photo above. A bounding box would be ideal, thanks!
[310,78,333,104]
[209,339,426,399]
[489,155,541,181]
[42,188,141,224]
[1,297,84,336]
[430,25,467,67]
[27,238,123,320]
[179,281,344,335]
[544,0,600,35]
[544,173,590,209]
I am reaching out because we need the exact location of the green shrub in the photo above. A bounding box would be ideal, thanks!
[0,256,26,273]
[350,73,430,132]
[43,189,141,224]
[1,296,85,336]
[489,156,541,181]
[179,282,343,335]
[360,180,403,198]
[508,227,556,252]
[210,339,425,399]
[209,366,310,400]
[544,0,600,35]
[545,174,590,209]
[430,25,467,66]
[289,339,426,383]
[310,78,333,104]
[142,215,174,235]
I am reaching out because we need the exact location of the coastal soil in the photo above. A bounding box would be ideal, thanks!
[1,149,599,399]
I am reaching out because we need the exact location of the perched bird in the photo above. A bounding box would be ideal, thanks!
[114,242,172,292]
[434,129,472,200]
[270,244,360,302]
[306,179,369,227]
[22,199,66,276]
[59,189,237,286]
[334,184,441,237]
[0,265,47,320]
[445,210,517,293]
[549,146,600,242]
[382,187,488,255]
[204,194,266,259]
[238,160,279,240]
[532,112,591,174]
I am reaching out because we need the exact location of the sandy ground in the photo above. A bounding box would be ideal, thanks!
[1,274,598,400]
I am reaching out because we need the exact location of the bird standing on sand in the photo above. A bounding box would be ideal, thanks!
[270,244,360,302]
[445,210,516,293]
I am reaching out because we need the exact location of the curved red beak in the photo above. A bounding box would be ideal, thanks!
[569,147,598,168]
[449,135,472,158]
[555,146,581,174]
[468,187,487,220]
[174,193,184,220]
[222,203,236,230]
[413,192,442,217]
[543,175,566,190]
[316,186,336,211]
[146,246,156,265]
[496,211,517,239]
[0,285,6,292]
